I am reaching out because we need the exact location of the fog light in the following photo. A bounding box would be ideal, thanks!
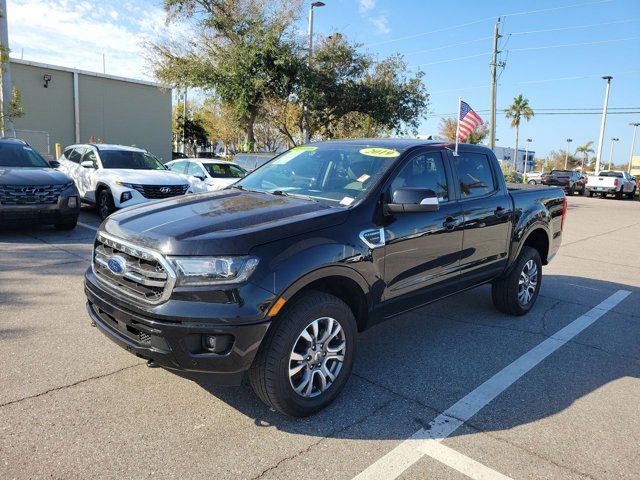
[67,196,78,208]
[202,334,233,354]
[120,191,133,203]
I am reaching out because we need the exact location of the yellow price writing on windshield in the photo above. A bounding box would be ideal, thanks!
[359,147,400,158]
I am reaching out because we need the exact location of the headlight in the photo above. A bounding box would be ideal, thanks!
[115,181,136,188]
[170,256,259,286]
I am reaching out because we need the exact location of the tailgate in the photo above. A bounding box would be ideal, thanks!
[587,177,616,188]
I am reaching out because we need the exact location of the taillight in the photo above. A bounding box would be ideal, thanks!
[585,177,589,184]
[561,197,568,231]
[614,178,619,187]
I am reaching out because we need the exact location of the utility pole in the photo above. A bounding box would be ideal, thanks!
[564,138,572,169]
[607,137,618,170]
[488,19,502,151]
[182,87,188,154]
[628,122,639,173]
[303,1,325,144]
[595,76,613,174]
[0,0,15,137]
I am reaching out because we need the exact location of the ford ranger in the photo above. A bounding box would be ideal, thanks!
[85,140,566,416]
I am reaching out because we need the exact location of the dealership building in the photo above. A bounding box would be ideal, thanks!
[7,59,172,161]
[493,146,536,173]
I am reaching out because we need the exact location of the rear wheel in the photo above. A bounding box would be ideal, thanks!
[600,192,607,199]
[615,188,623,200]
[527,180,536,185]
[98,189,115,220]
[492,246,542,316]
[248,291,356,417]
[588,190,595,198]
[626,187,636,199]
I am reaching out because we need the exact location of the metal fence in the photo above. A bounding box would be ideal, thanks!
[7,129,52,159]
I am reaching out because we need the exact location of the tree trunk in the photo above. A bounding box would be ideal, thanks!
[245,113,256,152]
[513,124,520,171]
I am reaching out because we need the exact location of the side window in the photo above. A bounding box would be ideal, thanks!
[168,161,187,173]
[452,153,496,199]
[68,147,83,163]
[390,152,449,202]
[82,149,97,165]
[63,148,74,160]
[187,162,204,177]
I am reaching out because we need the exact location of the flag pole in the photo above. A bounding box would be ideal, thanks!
[454,96,461,156]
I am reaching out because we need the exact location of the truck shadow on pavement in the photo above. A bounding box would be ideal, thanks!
[182,274,639,441]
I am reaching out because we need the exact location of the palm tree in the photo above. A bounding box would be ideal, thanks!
[505,94,534,170]
[575,141,595,174]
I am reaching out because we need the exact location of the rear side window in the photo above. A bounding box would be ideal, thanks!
[186,162,205,177]
[168,161,187,174]
[391,152,449,201]
[68,147,83,163]
[452,152,496,199]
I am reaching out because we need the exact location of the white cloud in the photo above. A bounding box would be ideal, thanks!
[6,0,185,81]
[369,15,390,35]
[357,0,390,35]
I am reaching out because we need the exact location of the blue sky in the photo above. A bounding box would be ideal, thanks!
[7,0,640,160]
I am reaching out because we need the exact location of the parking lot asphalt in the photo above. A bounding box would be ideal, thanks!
[1,196,639,480]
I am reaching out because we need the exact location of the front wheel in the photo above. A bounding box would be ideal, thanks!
[626,187,636,199]
[98,189,116,220]
[492,246,542,316]
[248,291,356,417]
[527,180,537,185]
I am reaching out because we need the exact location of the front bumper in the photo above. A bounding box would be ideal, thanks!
[0,193,80,224]
[85,269,272,385]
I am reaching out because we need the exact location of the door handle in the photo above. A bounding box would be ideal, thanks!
[443,216,460,230]
[494,206,507,217]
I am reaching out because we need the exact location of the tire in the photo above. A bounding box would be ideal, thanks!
[527,180,536,185]
[615,188,623,200]
[588,190,595,198]
[567,185,575,196]
[54,217,78,230]
[626,187,636,200]
[98,189,116,220]
[492,246,542,316]
[248,290,357,417]
[600,192,607,199]
[579,185,586,196]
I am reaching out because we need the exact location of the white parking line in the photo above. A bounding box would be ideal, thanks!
[353,289,631,480]
[418,440,513,480]
[77,222,98,231]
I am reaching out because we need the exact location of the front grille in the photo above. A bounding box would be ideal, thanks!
[129,184,188,199]
[92,233,176,305]
[0,184,67,205]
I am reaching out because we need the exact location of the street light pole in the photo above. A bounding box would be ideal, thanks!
[303,1,325,144]
[595,76,613,174]
[0,0,15,137]
[629,122,640,173]
[607,137,619,170]
[564,138,572,169]
[523,138,532,182]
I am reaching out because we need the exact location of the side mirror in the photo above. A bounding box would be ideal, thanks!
[48,160,60,168]
[387,187,439,213]
[194,175,206,181]
[80,160,95,169]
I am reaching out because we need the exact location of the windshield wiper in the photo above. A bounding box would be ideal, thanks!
[271,190,318,202]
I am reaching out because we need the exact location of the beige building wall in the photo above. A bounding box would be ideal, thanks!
[9,59,172,161]
[630,156,640,176]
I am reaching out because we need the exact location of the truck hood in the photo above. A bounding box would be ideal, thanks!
[102,189,348,255]
[0,167,71,186]
[101,169,189,185]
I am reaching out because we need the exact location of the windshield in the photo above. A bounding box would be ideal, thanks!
[236,144,403,205]
[204,163,246,178]
[0,143,49,168]
[99,150,166,170]
[598,171,622,177]
[550,170,571,175]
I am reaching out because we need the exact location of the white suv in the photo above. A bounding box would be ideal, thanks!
[59,144,193,219]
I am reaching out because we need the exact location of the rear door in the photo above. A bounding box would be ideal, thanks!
[449,149,512,287]
[61,146,85,196]
[382,149,464,314]
[79,147,100,202]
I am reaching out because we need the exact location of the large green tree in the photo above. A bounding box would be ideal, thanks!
[505,94,534,170]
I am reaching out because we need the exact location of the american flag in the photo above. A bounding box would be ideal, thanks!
[458,101,483,142]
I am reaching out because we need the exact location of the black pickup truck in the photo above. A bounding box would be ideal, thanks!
[85,140,566,416]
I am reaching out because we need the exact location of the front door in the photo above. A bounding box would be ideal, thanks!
[381,150,464,316]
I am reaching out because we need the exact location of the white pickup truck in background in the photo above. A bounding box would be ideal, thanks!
[585,170,637,199]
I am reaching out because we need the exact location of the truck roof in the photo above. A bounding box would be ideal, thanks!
[307,138,491,154]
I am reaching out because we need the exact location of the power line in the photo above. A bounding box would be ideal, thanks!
[509,36,640,53]
[362,0,612,48]
[410,52,491,68]
[403,36,493,56]
[510,18,639,36]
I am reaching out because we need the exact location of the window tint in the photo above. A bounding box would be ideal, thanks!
[99,150,165,170]
[0,142,49,167]
[391,152,449,201]
[168,161,187,174]
[68,147,83,163]
[186,162,204,177]
[203,163,246,178]
[452,152,496,198]
[63,148,74,160]
[82,149,97,165]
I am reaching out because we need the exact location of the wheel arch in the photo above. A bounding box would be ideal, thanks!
[275,266,371,332]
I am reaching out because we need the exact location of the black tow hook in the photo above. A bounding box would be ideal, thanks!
[146,359,159,368]
[90,321,96,327]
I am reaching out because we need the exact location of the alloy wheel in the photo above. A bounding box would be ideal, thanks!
[288,317,346,398]
[518,259,538,306]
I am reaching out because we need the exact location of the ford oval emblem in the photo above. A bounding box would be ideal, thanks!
[107,256,126,276]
